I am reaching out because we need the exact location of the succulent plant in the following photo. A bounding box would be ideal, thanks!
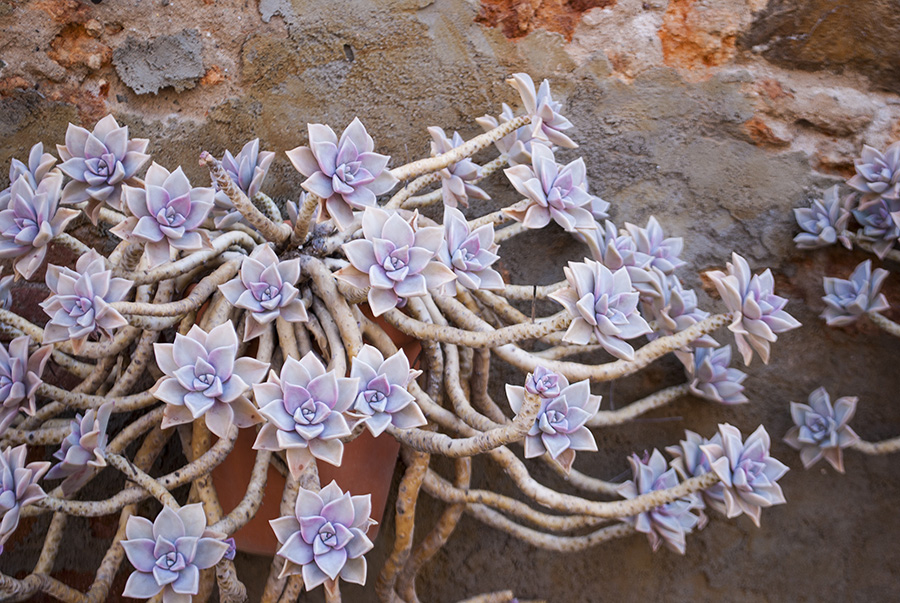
[624,217,685,275]
[218,244,308,341]
[847,142,900,200]
[111,163,214,268]
[270,480,374,591]
[475,103,545,166]
[152,322,268,438]
[0,336,52,435]
[524,365,566,399]
[0,172,79,279]
[550,258,651,361]
[666,430,727,517]
[0,269,12,310]
[686,345,748,405]
[706,253,801,365]
[0,142,58,209]
[700,424,788,527]
[640,269,715,348]
[590,220,642,271]
[0,444,50,555]
[784,387,859,473]
[616,449,704,554]
[821,259,890,326]
[349,344,425,437]
[40,249,133,352]
[503,144,595,232]
[45,401,112,495]
[793,186,852,250]
[253,352,355,477]
[336,207,456,316]
[506,373,600,472]
[506,73,577,149]
[57,114,151,223]
[427,127,490,209]
[852,196,900,259]
[437,206,504,295]
[211,139,276,229]
[286,118,397,230]
[121,504,230,603]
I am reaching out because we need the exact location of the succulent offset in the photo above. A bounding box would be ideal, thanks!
[821,259,890,326]
[784,387,859,473]
[45,402,113,495]
[0,336,52,434]
[211,139,275,228]
[427,127,490,209]
[0,445,49,555]
[793,185,851,250]
[687,345,748,405]
[437,206,504,295]
[349,344,425,437]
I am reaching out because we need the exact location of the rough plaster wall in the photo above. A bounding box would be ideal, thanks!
[1,0,899,600]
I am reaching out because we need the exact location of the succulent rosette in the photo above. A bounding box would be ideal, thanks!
[640,268,715,348]
[349,344,425,437]
[784,387,859,473]
[847,142,900,200]
[793,186,851,250]
[286,118,398,229]
[0,142,57,208]
[706,253,801,365]
[40,249,132,352]
[700,424,788,527]
[475,102,545,166]
[506,372,600,472]
[270,480,375,591]
[211,139,276,228]
[336,207,456,316]
[0,444,50,555]
[821,259,890,326]
[525,365,567,398]
[218,244,308,341]
[686,345,748,405]
[427,127,490,209]
[121,504,230,603]
[253,352,355,476]
[0,336,52,435]
[586,220,642,271]
[0,172,78,279]
[852,196,900,258]
[506,73,577,149]
[110,163,214,268]
[45,401,112,495]
[550,258,651,361]
[666,430,727,516]
[437,206,504,295]
[0,269,12,310]
[503,144,595,232]
[617,449,704,554]
[152,322,268,438]
[624,217,686,275]
[57,114,151,223]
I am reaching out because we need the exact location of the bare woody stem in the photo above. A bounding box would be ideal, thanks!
[290,192,322,247]
[851,436,900,455]
[868,311,900,337]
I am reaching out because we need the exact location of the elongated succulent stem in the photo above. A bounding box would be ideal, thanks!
[868,311,900,337]
[290,192,322,247]
[852,436,900,455]
[588,383,691,427]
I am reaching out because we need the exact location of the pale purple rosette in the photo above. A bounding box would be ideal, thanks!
[0,335,52,435]
[270,480,375,592]
[45,401,113,495]
[427,126,490,209]
[253,352,355,477]
[111,163,214,268]
[0,444,50,555]
[475,102,545,166]
[793,185,851,250]
[0,172,78,279]
[550,258,651,361]
[686,345,748,405]
[821,260,890,326]
[847,142,900,200]
[57,114,151,223]
[506,73,577,149]
[616,449,704,555]
[121,504,229,603]
[624,216,686,275]
[349,344,425,437]
[152,322,268,438]
[852,196,900,259]
[700,424,788,527]
[666,430,727,517]
[503,144,595,232]
[211,139,275,228]
[706,253,801,365]
[784,387,859,473]
[40,249,132,353]
[286,118,397,229]
[336,207,456,316]
[218,244,308,341]
[0,142,57,208]
[437,206,504,295]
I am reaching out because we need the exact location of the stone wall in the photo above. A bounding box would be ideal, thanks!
[1,0,898,600]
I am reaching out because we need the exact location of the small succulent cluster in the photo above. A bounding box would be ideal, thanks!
[211,139,275,228]
[270,481,374,591]
[0,445,49,555]
[349,344,425,437]
[0,336,52,433]
[506,367,600,472]
[437,206,504,295]
[784,388,859,473]
[686,345,748,405]
[45,402,113,495]
[793,185,851,250]
[428,127,490,209]
[821,259,889,326]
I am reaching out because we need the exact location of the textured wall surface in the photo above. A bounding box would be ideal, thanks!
[1,0,899,600]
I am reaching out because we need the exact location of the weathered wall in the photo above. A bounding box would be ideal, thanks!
[1,0,899,600]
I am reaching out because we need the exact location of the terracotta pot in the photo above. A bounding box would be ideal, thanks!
[212,305,421,556]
